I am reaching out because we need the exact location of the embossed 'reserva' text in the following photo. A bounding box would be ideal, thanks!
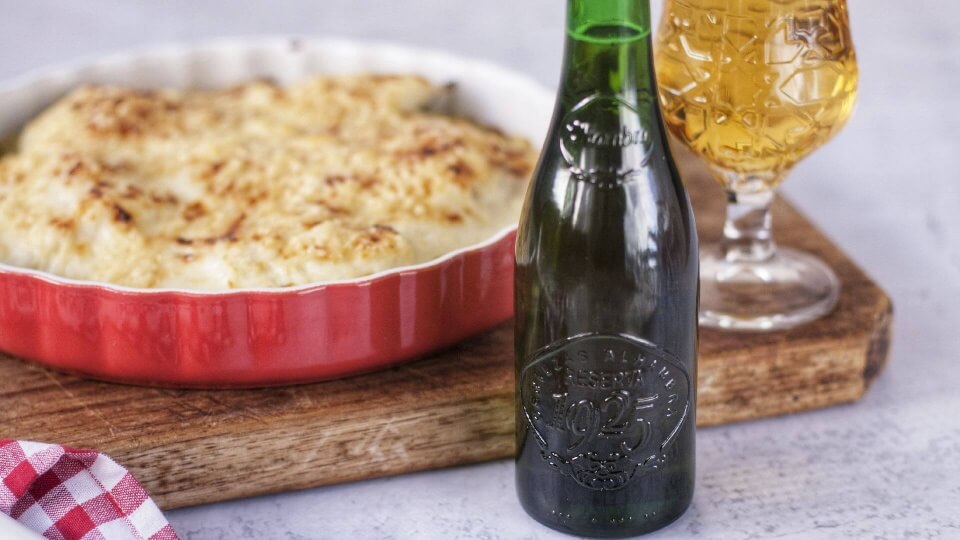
[521,334,690,491]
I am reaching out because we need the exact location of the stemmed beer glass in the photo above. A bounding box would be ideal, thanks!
[654,0,858,330]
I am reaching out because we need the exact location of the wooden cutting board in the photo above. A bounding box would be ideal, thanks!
[0,152,892,510]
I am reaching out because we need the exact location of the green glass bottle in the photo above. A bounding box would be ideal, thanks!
[514,0,699,536]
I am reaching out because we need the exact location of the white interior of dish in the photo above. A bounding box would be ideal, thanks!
[0,37,555,294]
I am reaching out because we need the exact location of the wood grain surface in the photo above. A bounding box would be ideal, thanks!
[0,153,892,510]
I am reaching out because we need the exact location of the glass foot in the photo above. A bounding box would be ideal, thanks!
[699,245,840,332]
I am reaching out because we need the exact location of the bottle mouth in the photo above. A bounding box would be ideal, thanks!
[568,22,651,44]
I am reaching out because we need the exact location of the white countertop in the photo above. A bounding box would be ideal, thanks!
[3,1,959,538]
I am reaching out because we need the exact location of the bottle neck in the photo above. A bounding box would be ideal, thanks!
[560,0,655,106]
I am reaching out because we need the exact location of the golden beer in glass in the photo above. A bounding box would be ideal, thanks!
[655,0,858,330]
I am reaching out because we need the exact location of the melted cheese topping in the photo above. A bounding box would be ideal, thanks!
[0,75,536,289]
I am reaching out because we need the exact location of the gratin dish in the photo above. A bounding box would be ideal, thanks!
[0,38,552,387]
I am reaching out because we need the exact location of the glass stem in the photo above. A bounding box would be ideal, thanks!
[722,189,775,263]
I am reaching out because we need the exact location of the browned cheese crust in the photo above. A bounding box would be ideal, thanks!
[0,75,536,289]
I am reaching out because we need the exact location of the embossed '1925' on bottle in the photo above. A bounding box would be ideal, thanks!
[514,0,699,536]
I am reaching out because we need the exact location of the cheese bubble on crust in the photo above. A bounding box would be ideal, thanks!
[0,75,536,289]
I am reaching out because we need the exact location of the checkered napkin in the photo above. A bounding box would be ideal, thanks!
[0,440,178,540]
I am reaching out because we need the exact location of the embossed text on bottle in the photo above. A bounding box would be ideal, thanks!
[520,334,690,491]
[559,94,654,188]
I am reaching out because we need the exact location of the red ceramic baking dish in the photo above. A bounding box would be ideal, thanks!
[0,38,552,387]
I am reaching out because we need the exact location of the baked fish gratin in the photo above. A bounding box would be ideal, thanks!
[0,75,536,289]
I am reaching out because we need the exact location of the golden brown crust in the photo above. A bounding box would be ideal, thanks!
[0,75,536,289]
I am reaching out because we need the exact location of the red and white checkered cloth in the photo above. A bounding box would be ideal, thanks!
[0,440,178,540]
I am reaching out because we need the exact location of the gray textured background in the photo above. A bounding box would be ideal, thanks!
[2,1,959,538]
